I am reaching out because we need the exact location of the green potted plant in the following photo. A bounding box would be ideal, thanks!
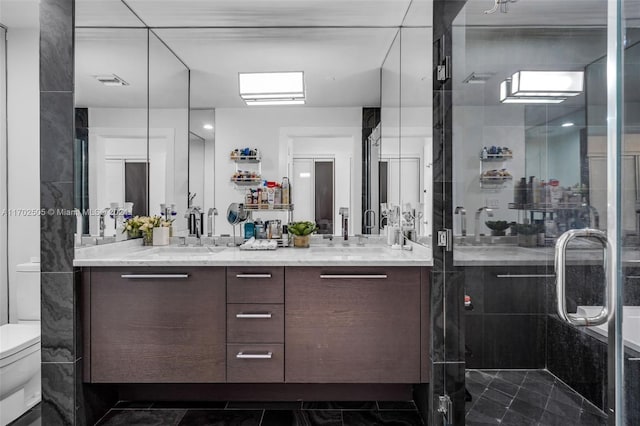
[485,220,510,236]
[287,221,318,248]
[514,223,542,247]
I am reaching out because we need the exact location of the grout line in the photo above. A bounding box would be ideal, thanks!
[258,409,265,426]
[174,409,187,426]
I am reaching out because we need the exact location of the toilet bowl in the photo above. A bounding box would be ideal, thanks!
[0,261,41,426]
[0,324,41,426]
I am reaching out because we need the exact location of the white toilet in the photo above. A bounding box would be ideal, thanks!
[0,262,41,426]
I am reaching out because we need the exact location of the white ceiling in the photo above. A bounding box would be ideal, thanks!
[122,0,417,28]
[156,27,400,108]
[75,0,432,109]
[0,0,39,28]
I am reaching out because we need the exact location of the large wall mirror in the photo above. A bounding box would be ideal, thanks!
[74,0,432,244]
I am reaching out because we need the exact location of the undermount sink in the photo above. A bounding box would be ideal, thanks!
[140,246,226,257]
[309,245,387,254]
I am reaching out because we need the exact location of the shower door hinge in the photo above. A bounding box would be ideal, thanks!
[437,394,453,421]
[437,56,452,81]
[437,228,452,251]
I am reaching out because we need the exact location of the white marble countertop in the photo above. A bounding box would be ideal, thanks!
[74,238,433,267]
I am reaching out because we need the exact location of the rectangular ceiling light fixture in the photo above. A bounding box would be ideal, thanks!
[499,79,566,104]
[510,70,583,97]
[94,74,129,87]
[239,71,305,106]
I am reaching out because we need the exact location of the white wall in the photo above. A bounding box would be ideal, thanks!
[7,26,40,323]
[215,107,362,236]
[453,105,526,236]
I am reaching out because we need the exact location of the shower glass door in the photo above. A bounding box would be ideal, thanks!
[452,0,636,423]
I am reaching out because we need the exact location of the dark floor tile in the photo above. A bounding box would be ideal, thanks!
[467,380,488,399]
[495,371,527,386]
[524,370,556,386]
[7,407,41,426]
[537,410,579,426]
[466,397,506,423]
[489,378,520,397]
[481,388,514,408]
[302,401,376,410]
[580,399,606,417]
[262,410,342,426]
[114,401,154,409]
[545,397,582,421]
[177,410,262,426]
[376,401,417,410]
[466,370,496,387]
[549,383,583,410]
[466,401,475,415]
[577,410,608,426]
[521,376,554,397]
[342,410,424,425]
[226,401,300,410]
[97,409,186,426]
[465,408,501,425]
[508,398,545,423]
[151,401,227,409]
[500,410,537,426]
[513,388,549,411]
[465,420,499,426]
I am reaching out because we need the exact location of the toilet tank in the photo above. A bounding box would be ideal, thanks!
[15,262,40,322]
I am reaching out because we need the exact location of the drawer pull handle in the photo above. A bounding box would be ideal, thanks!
[236,313,272,319]
[496,274,555,278]
[627,276,640,279]
[236,274,272,278]
[236,351,273,359]
[121,274,189,279]
[320,274,388,279]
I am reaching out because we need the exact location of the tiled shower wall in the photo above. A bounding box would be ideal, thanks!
[40,0,116,424]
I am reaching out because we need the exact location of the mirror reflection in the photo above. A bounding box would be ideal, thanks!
[75,1,432,246]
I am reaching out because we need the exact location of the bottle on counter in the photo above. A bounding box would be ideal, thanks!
[481,147,488,159]
[282,177,290,205]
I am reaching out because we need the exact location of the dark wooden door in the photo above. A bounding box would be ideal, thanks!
[90,267,225,383]
[285,266,421,383]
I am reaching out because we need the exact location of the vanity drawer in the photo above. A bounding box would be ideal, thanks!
[226,267,284,303]
[227,304,284,343]
[226,344,284,383]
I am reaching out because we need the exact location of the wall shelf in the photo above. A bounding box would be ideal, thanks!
[230,178,263,186]
[244,203,294,211]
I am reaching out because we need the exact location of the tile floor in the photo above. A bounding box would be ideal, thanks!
[466,369,608,426]
[9,400,425,426]
[9,370,609,426]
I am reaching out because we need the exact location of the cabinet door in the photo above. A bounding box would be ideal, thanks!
[285,266,420,383]
[90,267,225,383]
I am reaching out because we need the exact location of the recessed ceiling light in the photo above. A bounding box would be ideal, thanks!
[203,124,213,130]
[239,71,305,106]
[561,122,575,127]
[94,74,129,87]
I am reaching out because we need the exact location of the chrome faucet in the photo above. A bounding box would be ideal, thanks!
[475,207,494,243]
[363,209,376,233]
[455,206,467,236]
[185,205,203,238]
[99,208,110,237]
[207,207,218,237]
[339,207,349,241]
[585,205,600,229]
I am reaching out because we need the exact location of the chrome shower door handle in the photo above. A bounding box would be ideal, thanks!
[555,228,611,327]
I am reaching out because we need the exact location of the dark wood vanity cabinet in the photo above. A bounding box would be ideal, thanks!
[86,267,226,383]
[285,266,422,383]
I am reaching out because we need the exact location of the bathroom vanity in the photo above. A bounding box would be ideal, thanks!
[76,241,433,391]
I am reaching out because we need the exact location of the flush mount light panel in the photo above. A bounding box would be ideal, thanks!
[510,71,583,97]
[239,71,305,105]
[499,79,566,104]
[94,74,129,87]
